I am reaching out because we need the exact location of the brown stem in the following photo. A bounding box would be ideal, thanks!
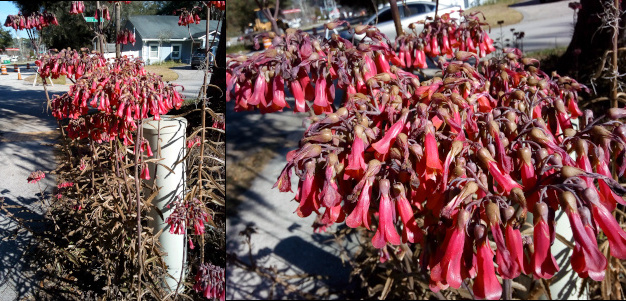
[389,0,403,37]
[503,278,512,299]
[134,117,144,301]
[115,2,121,58]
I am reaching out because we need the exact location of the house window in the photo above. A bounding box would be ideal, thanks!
[171,44,181,59]
[149,44,159,59]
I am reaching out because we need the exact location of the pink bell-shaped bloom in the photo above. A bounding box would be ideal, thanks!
[486,203,520,279]
[393,183,422,244]
[344,126,368,179]
[478,148,521,194]
[372,179,402,249]
[247,72,267,106]
[345,179,373,230]
[560,191,606,281]
[473,224,503,300]
[313,76,333,115]
[430,209,470,290]
[582,188,626,259]
[371,109,408,156]
[295,160,321,218]
[531,202,560,279]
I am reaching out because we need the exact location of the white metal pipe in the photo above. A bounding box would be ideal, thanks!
[142,115,188,292]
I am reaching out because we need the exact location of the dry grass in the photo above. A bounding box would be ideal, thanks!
[226,147,278,216]
[23,74,67,85]
[144,65,180,82]
[465,0,523,29]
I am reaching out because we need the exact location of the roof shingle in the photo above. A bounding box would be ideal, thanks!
[128,15,218,40]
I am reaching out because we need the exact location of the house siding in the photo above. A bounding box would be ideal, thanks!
[125,16,219,65]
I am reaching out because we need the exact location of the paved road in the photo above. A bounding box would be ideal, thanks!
[498,0,574,52]
[170,66,212,101]
[226,0,576,299]
[0,66,68,300]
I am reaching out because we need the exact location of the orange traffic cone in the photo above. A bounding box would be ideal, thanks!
[1,65,7,75]
[13,64,17,72]
[17,68,22,80]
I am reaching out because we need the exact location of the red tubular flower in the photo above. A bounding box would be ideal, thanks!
[429,35,440,57]
[413,48,427,69]
[247,72,267,106]
[486,203,520,279]
[488,121,513,174]
[567,97,583,118]
[372,179,402,248]
[478,148,521,194]
[295,160,321,218]
[582,188,626,259]
[345,178,373,230]
[404,45,412,68]
[362,53,377,81]
[289,80,307,113]
[594,156,626,207]
[393,183,422,244]
[344,125,368,179]
[375,51,391,74]
[423,125,443,182]
[320,153,342,208]
[531,202,560,279]
[441,140,464,190]
[430,209,470,290]
[313,76,333,115]
[371,109,408,156]
[559,191,606,281]
[505,222,527,275]
[269,75,289,112]
[473,224,503,300]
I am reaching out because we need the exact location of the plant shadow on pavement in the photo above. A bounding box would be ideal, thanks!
[226,222,360,300]
[0,193,87,300]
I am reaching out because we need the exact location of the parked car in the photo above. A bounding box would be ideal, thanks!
[191,46,217,70]
[339,1,461,43]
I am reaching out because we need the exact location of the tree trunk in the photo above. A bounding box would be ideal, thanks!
[557,0,625,82]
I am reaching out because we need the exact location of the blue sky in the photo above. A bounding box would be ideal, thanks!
[0,1,24,38]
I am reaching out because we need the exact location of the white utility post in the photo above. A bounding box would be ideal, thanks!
[142,116,188,292]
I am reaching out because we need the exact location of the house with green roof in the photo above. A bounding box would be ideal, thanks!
[122,15,220,65]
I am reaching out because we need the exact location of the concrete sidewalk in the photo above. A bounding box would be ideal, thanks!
[0,69,69,300]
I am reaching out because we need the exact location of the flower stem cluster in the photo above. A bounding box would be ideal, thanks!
[193,262,225,301]
[4,11,58,30]
[229,16,626,299]
[46,52,184,145]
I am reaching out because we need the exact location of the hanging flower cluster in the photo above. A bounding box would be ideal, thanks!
[165,198,212,236]
[116,28,136,45]
[176,7,202,26]
[27,170,46,184]
[96,6,111,21]
[395,11,495,70]
[36,48,106,79]
[44,52,184,145]
[228,15,626,298]
[271,48,626,298]
[69,1,85,15]
[4,11,58,30]
[227,25,401,114]
[211,1,226,11]
[193,263,225,301]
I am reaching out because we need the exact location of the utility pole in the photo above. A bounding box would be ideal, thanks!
[115,2,121,58]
